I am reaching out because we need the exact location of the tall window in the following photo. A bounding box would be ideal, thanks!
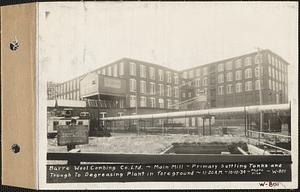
[279,72,281,82]
[167,71,172,83]
[108,66,112,76]
[130,62,136,76]
[102,68,106,75]
[245,81,252,91]
[150,97,155,108]
[255,54,263,64]
[130,79,136,92]
[174,87,179,98]
[269,80,272,90]
[275,59,278,68]
[182,92,186,98]
[268,66,272,77]
[130,95,136,107]
[158,69,163,81]
[271,57,275,66]
[226,72,233,81]
[255,80,261,90]
[149,82,155,95]
[218,63,224,72]
[278,83,282,91]
[158,84,164,96]
[149,67,155,80]
[174,74,179,84]
[236,83,242,93]
[245,57,252,66]
[140,81,146,94]
[167,85,172,97]
[245,68,252,79]
[226,84,233,94]
[235,70,242,80]
[279,61,282,71]
[268,54,272,64]
[113,64,118,77]
[235,59,242,68]
[218,86,224,95]
[140,96,147,107]
[203,77,208,86]
[225,61,232,70]
[119,62,124,75]
[196,78,201,86]
[255,67,260,77]
[218,74,224,83]
[158,98,164,108]
[140,64,146,78]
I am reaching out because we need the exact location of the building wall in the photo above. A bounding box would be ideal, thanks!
[53,58,181,112]
[121,58,181,111]
[50,49,289,111]
[179,49,289,109]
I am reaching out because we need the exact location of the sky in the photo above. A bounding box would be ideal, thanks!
[38,2,298,83]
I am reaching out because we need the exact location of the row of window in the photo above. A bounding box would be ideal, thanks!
[57,79,80,94]
[269,80,287,93]
[183,54,263,79]
[129,79,180,97]
[217,80,287,95]
[182,77,208,87]
[268,66,287,83]
[217,67,263,83]
[129,95,179,109]
[217,81,261,95]
[57,91,80,100]
[97,62,124,77]
[217,55,262,72]
[267,54,287,72]
[182,66,208,79]
[129,62,179,84]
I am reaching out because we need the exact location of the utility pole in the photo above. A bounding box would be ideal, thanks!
[255,47,264,141]
[135,86,139,135]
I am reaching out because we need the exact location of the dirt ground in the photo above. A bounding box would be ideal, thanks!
[48,133,247,154]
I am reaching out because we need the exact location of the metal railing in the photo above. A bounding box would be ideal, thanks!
[247,130,291,154]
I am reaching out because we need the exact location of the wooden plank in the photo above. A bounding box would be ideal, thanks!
[1,3,36,189]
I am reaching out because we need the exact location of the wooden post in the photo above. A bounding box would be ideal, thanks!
[137,119,140,135]
[202,117,205,136]
[198,117,201,137]
[209,116,212,136]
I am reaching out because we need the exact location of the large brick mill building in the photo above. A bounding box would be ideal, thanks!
[48,49,289,117]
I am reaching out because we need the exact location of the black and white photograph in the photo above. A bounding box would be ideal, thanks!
[38,1,298,190]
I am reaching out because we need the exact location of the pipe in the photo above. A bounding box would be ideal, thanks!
[101,103,290,121]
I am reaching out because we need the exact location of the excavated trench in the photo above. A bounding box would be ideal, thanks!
[163,141,249,154]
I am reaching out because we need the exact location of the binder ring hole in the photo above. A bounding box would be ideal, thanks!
[11,144,20,153]
[9,41,19,51]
